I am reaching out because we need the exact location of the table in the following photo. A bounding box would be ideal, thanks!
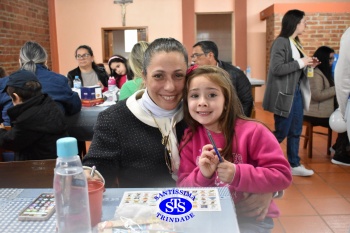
[0,187,239,233]
[249,78,265,118]
[65,106,108,142]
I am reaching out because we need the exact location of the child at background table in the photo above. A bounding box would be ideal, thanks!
[108,54,134,89]
[177,65,292,232]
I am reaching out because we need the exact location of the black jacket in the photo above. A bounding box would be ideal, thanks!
[219,60,253,117]
[0,94,68,161]
[67,65,109,88]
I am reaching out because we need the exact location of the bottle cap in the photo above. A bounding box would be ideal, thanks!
[57,137,78,157]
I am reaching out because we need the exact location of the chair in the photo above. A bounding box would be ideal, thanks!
[0,159,56,188]
[302,119,332,158]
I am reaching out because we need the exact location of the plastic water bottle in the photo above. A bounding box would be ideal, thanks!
[73,75,82,89]
[108,76,116,91]
[54,137,91,233]
[246,66,251,79]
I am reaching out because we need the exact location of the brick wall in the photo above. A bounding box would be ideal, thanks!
[0,0,51,75]
[266,12,350,72]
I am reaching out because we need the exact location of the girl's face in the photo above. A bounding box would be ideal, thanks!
[76,48,94,68]
[110,62,127,76]
[187,76,225,132]
[144,51,187,110]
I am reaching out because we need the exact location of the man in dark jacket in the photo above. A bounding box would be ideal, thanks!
[0,70,67,161]
[191,41,253,117]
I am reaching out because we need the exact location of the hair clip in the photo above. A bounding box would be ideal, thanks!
[186,64,198,75]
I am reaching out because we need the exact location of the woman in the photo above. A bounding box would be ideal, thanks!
[108,54,134,89]
[263,9,319,176]
[304,46,336,123]
[119,41,149,100]
[19,41,81,116]
[83,38,188,188]
[67,45,109,90]
[83,38,274,222]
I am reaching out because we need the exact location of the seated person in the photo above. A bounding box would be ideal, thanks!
[0,70,68,161]
[119,41,149,100]
[304,46,336,126]
[178,66,292,232]
[107,54,134,89]
[20,41,81,116]
[0,76,11,126]
[67,45,109,91]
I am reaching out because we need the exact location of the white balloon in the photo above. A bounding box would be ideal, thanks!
[329,109,347,133]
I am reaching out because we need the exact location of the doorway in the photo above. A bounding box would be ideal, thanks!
[101,27,148,63]
[196,13,233,64]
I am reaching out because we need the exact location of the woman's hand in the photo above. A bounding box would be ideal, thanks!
[236,192,273,221]
[217,159,236,183]
[198,144,220,179]
[301,56,321,68]
[0,123,5,129]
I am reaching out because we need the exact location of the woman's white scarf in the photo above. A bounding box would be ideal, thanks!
[126,89,183,181]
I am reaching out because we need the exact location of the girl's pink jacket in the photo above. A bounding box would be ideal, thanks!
[177,119,292,218]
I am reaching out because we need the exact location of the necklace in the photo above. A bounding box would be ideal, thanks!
[290,37,306,56]
[147,109,171,146]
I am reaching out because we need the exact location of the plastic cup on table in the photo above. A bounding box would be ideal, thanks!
[88,180,105,227]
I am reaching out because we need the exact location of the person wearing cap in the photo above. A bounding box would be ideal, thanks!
[67,45,109,90]
[107,54,134,89]
[0,70,68,161]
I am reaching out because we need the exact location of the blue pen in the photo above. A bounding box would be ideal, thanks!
[206,129,223,162]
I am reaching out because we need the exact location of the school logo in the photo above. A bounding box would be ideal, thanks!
[154,189,196,223]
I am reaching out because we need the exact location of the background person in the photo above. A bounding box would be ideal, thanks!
[0,67,11,126]
[191,40,253,117]
[334,27,350,166]
[107,54,134,89]
[67,45,109,90]
[0,70,67,161]
[19,41,82,116]
[119,41,149,100]
[263,9,319,176]
[178,66,292,232]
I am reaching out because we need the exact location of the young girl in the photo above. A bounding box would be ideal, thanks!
[177,65,292,232]
[108,54,134,88]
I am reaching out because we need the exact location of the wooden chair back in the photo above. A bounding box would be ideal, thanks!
[0,159,56,188]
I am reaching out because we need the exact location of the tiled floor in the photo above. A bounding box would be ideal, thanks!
[254,103,350,233]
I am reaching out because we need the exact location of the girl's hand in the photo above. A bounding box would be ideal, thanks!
[198,144,220,179]
[0,123,5,129]
[217,159,236,183]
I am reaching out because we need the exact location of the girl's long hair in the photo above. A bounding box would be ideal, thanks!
[182,65,246,160]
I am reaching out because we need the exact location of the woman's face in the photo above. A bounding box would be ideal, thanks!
[110,62,126,76]
[144,51,187,110]
[76,48,94,69]
[295,16,307,36]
